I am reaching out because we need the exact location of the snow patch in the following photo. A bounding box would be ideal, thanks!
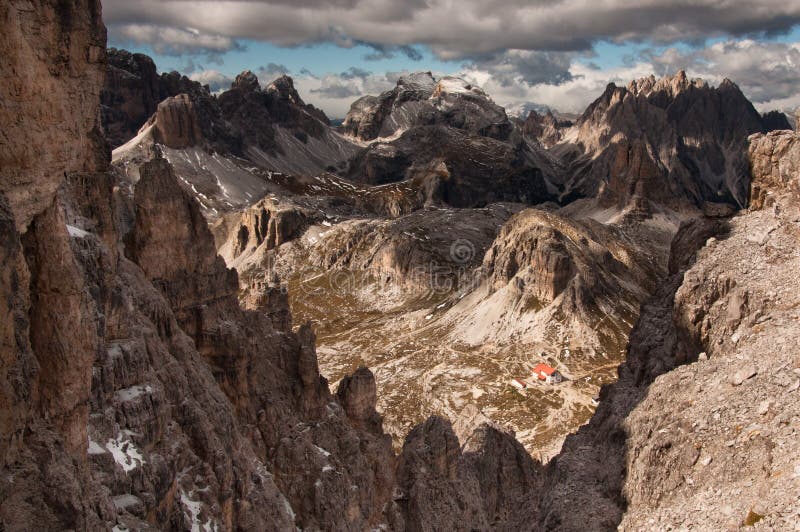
[180,489,219,532]
[106,433,145,473]
[314,445,332,458]
[115,384,152,402]
[112,494,142,510]
[112,123,154,161]
[87,438,106,455]
[66,224,90,238]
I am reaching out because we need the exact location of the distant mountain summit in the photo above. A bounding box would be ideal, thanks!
[553,71,773,211]
[342,72,512,141]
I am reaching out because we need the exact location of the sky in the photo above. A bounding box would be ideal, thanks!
[104,0,800,119]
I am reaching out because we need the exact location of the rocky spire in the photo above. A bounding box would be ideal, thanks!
[232,69,260,92]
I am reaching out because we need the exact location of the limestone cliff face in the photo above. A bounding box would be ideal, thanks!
[0,2,108,529]
[1,3,401,529]
[0,0,107,230]
[216,197,311,263]
[150,94,204,149]
[747,130,800,210]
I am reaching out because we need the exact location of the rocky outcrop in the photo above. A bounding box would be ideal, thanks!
[393,415,542,531]
[150,94,203,148]
[125,158,240,341]
[101,48,218,149]
[394,416,489,531]
[104,59,241,161]
[222,198,311,260]
[473,208,660,342]
[336,366,382,430]
[339,72,561,209]
[105,58,240,155]
[218,70,329,154]
[747,130,800,210]
[109,58,358,178]
[342,72,437,140]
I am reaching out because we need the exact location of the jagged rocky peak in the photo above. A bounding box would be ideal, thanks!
[560,70,767,210]
[336,366,381,427]
[102,48,209,149]
[1,0,106,230]
[232,69,261,91]
[342,71,511,141]
[760,110,793,132]
[626,69,709,97]
[267,74,302,103]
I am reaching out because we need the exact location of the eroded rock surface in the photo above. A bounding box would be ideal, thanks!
[748,130,800,210]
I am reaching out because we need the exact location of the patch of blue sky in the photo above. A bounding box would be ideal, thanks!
[107,37,459,78]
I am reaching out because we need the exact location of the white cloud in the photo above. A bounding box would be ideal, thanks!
[460,61,659,114]
[189,69,233,93]
[294,71,401,117]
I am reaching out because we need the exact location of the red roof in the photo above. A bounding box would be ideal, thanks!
[532,363,556,377]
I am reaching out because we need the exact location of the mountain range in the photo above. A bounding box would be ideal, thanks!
[1,2,799,531]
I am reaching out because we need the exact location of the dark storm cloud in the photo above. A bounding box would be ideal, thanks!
[359,42,424,62]
[339,67,372,80]
[103,0,800,59]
